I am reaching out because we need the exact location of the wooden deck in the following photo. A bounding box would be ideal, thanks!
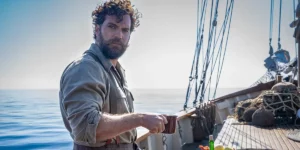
[215,117,300,150]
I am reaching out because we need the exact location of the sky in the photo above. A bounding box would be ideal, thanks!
[0,0,297,90]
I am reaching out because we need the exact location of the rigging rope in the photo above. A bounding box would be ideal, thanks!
[197,0,232,103]
[194,0,208,106]
[213,0,234,99]
[198,0,219,104]
[202,0,234,100]
[184,0,234,110]
[208,0,227,101]
[294,0,298,56]
[278,0,282,50]
[195,0,219,105]
[194,0,211,106]
[208,0,220,101]
[184,0,208,109]
[269,0,274,56]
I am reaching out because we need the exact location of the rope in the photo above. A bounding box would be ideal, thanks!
[197,0,220,104]
[294,0,298,57]
[269,0,274,56]
[184,0,208,110]
[196,0,232,102]
[193,0,209,107]
[208,0,228,100]
[194,0,208,107]
[278,0,282,50]
[195,0,216,105]
[208,2,219,101]
[201,0,234,100]
[184,0,202,109]
[184,0,234,109]
[213,0,234,99]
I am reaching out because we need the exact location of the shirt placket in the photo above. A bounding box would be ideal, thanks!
[110,67,132,112]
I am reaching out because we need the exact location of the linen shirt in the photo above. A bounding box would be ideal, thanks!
[59,43,136,147]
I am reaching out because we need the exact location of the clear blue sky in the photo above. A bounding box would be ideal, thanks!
[0,0,297,89]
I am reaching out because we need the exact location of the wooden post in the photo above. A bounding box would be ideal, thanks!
[276,75,282,83]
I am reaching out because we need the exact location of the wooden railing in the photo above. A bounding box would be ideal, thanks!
[136,80,284,143]
[136,108,196,143]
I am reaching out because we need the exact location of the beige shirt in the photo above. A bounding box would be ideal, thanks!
[59,43,136,147]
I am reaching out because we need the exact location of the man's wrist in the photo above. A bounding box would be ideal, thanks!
[134,113,145,127]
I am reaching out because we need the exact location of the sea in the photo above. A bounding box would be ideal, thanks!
[0,88,241,150]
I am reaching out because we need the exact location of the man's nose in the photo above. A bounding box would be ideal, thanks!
[114,29,123,40]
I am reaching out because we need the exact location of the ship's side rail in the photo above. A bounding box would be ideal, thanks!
[135,80,284,150]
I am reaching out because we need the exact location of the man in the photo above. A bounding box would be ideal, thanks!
[59,0,168,149]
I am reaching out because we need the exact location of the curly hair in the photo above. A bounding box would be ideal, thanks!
[92,0,142,39]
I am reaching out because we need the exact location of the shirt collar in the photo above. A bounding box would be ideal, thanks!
[84,43,125,73]
[84,43,114,72]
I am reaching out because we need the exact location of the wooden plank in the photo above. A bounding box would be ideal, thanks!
[228,122,238,148]
[273,124,287,149]
[227,120,236,148]
[244,122,252,148]
[240,123,247,149]
[268,125,283,149]
[233,125,242,149]
[248,125,259,149]
[137,106,196,142]
[222,118,234,147]
[214,118,300,149]
[254,125,274,149]
[215,119,227,145]
[259,125,270,149]
[277,124,296,150]
[253,125,260,149]
[252,125,264,149]
[293,125,300,148]
[215,118,231,146]
[240,124,247,149]
[231,124,240,149]
[176,108,196,120]
[247,124,253,148]
[212,80,277,103]
[214,124,225,144]
[257,126,272,149]
[285,124,300,149]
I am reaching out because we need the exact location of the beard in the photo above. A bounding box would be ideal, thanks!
[98,32,129,59]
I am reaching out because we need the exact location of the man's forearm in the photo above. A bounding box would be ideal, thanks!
[96,113,144,141]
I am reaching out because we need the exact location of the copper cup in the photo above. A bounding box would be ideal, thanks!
[162,115,177,134]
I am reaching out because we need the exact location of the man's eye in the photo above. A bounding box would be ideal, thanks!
[123,29,129,33]
[109,25,116,29]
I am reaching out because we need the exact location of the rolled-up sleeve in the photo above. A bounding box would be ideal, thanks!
[61,60,108,144]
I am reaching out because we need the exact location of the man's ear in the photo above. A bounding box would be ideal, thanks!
[95,24,101,34]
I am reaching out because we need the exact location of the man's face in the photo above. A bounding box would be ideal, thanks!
[95,15,131,59]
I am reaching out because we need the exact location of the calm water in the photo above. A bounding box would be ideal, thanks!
[0,88,240,150]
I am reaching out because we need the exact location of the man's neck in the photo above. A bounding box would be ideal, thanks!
[95,42,118,67]
[111,59,118,67]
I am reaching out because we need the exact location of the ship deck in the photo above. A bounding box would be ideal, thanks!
[183,117,300,150]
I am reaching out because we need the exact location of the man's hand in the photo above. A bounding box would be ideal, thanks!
[141,114,168,134]
[95,113,168,141]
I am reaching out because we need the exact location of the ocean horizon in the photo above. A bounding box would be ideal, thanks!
[0,88,245,149]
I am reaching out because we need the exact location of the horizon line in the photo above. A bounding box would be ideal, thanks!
[0,87,249,90]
